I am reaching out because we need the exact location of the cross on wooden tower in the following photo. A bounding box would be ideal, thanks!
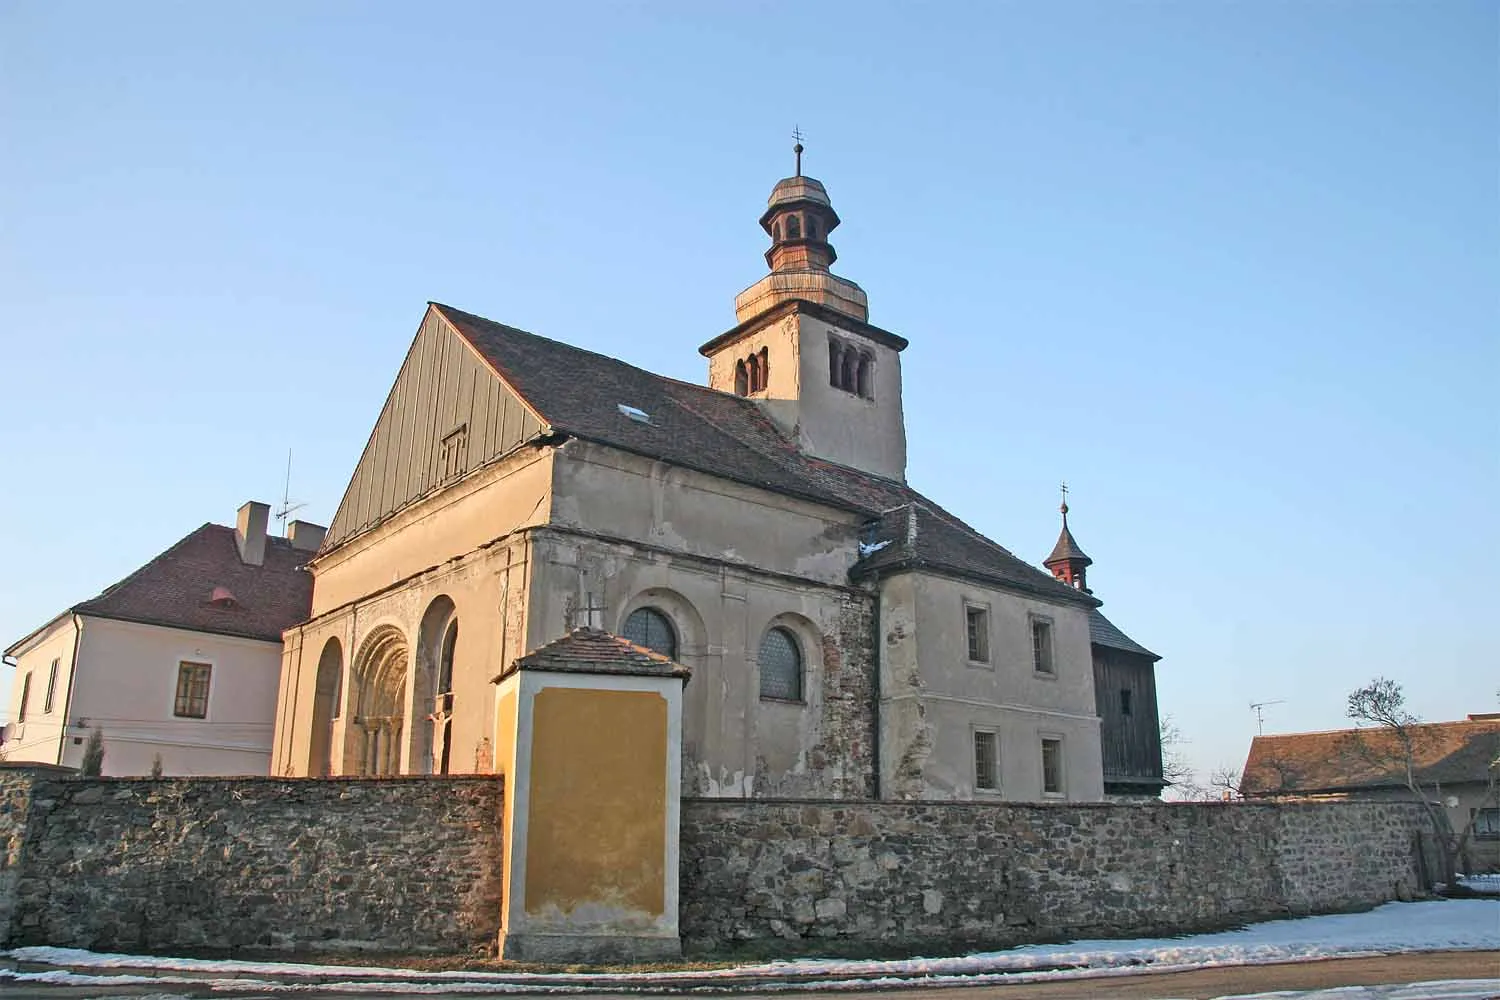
[792,125,805,176]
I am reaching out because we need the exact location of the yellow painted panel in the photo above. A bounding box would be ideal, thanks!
[525,688,666,917]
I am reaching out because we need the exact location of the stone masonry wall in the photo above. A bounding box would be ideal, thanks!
[2,770,503,954]
[679,799,1433,954]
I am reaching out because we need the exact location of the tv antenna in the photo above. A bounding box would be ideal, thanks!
[1249,699,1286,735]
[274,448,306,536]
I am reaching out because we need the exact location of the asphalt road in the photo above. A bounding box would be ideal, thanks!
[3,951,1497,999]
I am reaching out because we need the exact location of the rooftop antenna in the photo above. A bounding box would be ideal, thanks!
[792,125,805,177]
[1250,699,1286,735]
[274,448,306,536]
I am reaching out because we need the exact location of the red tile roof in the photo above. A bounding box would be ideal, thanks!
[1241,717,1500,797]
[494,627,692,683]
[66,524,313,643]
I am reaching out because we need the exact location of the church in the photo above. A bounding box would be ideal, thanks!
[270,148,1163,802]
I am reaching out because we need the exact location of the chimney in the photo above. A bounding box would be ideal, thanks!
[235,501,270,566]
[287,520,327,553]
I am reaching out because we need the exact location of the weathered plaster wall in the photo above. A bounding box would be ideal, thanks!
[1,771,504,954]
[879,573,1103,802]
[678,799,1433,954]
[1,618,79,769]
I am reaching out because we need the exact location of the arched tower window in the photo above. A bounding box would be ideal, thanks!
[758,627,803,701]
[807,216,819,240]
[829,340,843,388]
[786,214,801,239]
[841,349,857,393]
[772,220,781,241]
[734,358,748,396]
[746,353,761,393]
[624,607,678,660]
[757,347,769,390]
[856,353,873,398]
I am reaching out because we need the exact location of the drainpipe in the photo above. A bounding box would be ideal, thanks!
[869,581,883,801]
[55,614,83,767]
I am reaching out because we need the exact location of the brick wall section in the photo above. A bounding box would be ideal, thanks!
[679,799,1432,954]
[3,771,503,954]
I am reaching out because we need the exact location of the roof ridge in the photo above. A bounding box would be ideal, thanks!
[78,523,217,608]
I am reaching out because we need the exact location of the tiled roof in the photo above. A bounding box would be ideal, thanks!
[65,524,313,643]
[495,627,692,683]
[1240,718,1500,797]
[435,304,1091,607]
[1089,609,1159,659]
[850,503,1098,608]
[1045,522,1091,567]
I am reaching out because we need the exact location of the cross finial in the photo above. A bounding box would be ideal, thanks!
[1059,481,1069,518]
[792,125,805,176]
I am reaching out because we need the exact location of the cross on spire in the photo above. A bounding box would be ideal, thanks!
[1060,481,1069,518]
[792,125,805,176]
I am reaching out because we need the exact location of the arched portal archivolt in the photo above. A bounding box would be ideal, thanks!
[352,625,410,776]
[310,637,343,777]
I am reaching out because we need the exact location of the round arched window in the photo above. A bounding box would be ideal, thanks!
[623,607,678,660]
[758,626,802,701]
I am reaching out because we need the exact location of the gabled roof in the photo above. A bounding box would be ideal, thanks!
[849,503,1099,608]
[1089,609,1159,659]
[1240,717,1500,797]
[425,304,1091,608]
[495,627,692,683]
[10,524,314,649]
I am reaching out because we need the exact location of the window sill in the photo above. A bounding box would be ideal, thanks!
[966,659,993,670]
[760,696,806,706]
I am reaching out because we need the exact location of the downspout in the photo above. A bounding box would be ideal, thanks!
[870,580,883,800]
[55,614,83,766]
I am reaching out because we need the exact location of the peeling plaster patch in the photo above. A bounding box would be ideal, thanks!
[697,764,754,799]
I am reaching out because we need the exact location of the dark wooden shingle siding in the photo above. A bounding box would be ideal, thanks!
[324,311,544,550]
[1093,647,1165,787]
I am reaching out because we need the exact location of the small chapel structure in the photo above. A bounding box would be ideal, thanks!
[270,146,1163,803]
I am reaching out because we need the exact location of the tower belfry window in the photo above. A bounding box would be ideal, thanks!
[787,214,801,239]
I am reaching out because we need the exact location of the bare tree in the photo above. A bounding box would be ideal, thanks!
[1344,677,1497,887]
[81,727,105,776]
[1159,714,1194,788]
[1210,766,1244,800]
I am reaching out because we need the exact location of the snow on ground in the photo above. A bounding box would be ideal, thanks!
[1458,874,1500,896]
[2,900,1496,995]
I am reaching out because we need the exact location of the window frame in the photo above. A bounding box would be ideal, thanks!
[1474,807,1500,840]
[17,672,31,724]
[1030,615,1056,676]
[173,660,213,720]
[1040,735,1065,797]
[622,606,679,661]
[963,600,991,666]
[44,657,59,713]
[757,625,804,703]
[1119,688,1133,717]
[973,727,1000,793]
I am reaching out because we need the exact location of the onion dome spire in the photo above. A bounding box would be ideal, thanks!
[1044,483,1093,592]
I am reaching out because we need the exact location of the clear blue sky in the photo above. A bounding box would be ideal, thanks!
[2,1,1495,783]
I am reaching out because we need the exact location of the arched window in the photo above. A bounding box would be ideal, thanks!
[786,214,801,239]
[772,221,781,241]
[807,216,819,240]
[757,347,769,390]
[841,350,857,394]
[828,340,842,388]
[746,353,761,393]
[735,358,748,396]
[759,627,802,701]
[856,353,873,398]
[624,607,678,660]
[435,620,458,774]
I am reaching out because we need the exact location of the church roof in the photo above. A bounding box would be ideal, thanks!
[495,627,692,683]
[1088,608,1159,659]
[8,524,313,652]
[849,503,1099,607]
[432,303,1093,609]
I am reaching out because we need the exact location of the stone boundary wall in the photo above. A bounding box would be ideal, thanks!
[0,769,504,953]
[679,798,1433,954]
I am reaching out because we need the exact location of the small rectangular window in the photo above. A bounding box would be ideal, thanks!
[1031,618,1055,675]
[1120,688,1132,717]
[438,424,468,482]
[17,673,31,723]
[1475,808,1500,840]
[44,657,59,713]
[965,605,989,663]
[974,731,999,791]
[1041,737,1064,795]
[174,661,212,719]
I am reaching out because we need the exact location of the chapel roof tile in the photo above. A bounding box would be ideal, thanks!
[1088,609,1160,659]
[495,627,692,683]
[1240,718,1500,797]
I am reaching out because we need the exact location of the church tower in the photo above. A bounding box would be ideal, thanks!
[1044,489,1093,593]
[699,139,909,481]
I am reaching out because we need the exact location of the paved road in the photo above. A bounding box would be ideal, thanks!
[3,951,1497,999]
